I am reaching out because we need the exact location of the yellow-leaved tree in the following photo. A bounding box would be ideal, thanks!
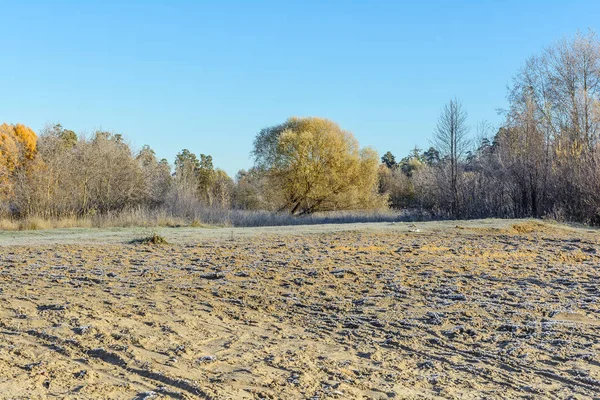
[0,123,37,202]
[252,117,387,214]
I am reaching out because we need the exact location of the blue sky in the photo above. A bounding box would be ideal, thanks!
[1,1,599,176]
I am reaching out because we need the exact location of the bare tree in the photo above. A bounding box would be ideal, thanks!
[432,98,469,218]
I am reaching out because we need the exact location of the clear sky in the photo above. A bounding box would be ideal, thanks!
[1,1,599,176]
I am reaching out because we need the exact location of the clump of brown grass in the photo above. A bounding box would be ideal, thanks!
[511,221,547,234]
[18,217,51,231]
[130,233,169,245]
[190,219,210,228]
[0,219,19,231]
[54,217,93,229]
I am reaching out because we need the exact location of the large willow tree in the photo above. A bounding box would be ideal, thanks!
[252,117,387,214]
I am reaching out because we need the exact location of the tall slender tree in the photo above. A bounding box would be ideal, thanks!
[432,98,469,218]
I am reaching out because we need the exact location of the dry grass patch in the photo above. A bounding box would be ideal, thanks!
[511,221,549,234]
[130,233,169,245]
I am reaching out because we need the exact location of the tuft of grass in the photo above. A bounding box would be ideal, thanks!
[511,221,542,234]
[130,233,169,245]
[0,219,19,231]
[190,219,212,228]
[18,217,52,231]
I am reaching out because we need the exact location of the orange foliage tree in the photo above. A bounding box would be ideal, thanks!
[0,123,37,203]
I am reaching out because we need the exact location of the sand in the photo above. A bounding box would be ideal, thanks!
[0,220,599,399]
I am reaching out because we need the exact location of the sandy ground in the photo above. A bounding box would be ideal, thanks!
[0,219,599,399]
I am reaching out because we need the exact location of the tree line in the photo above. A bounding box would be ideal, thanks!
[381,31,600,225]
[0,118,384,220]
[1,31,600,225]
